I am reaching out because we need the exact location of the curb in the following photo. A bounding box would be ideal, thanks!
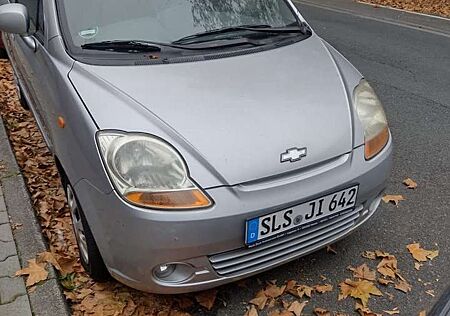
[0,115,70,315]
[294,0,450,37]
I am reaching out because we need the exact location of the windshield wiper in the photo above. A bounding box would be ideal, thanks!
[172,24,305,45]
[81,40,163,52]
[81,40,200,53]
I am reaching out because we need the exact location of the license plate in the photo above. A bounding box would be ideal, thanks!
[245,185,359,246]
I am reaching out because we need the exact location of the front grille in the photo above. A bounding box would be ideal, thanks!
[209,206,363,277]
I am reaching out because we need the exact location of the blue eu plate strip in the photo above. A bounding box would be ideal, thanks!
[246,218,259,244]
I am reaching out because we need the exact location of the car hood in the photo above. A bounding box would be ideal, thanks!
[70,35,356,188]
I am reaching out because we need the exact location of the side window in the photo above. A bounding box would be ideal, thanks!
[15,0,44,40]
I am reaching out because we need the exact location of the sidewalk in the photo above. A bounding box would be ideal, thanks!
[0,186,32,315]
[0,112,70,315]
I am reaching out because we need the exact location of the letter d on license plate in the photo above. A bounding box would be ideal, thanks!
[245,185,359,246]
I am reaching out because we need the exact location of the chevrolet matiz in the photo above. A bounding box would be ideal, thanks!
[0,0,392,293]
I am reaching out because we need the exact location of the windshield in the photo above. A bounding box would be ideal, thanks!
[58,0,300,49]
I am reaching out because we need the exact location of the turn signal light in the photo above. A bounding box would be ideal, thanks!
[365,126,389,160]
[125,189,212,210]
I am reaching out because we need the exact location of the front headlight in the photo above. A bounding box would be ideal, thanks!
[97,132,212,210]
[354,80,390,160]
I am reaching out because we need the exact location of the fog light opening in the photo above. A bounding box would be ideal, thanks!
[154,264,176,279]
[152,263,194,284]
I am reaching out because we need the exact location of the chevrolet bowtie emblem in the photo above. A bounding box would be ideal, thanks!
[281,147,308,163]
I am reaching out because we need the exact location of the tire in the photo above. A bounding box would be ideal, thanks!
[18,87,29,110]
[0,48,8,59]
[64,181,110,281]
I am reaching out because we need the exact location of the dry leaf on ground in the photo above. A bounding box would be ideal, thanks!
[268,310,293,316]
[403,178,418,189]
[407,243,439,262]
[288,301,307,316]
[382,195,405,206]
[286,280,297,292]
[362,251,377,260]
[15,259,49,287]
[244,305,258,316]
[384,308,399,315]
[195,289,218,310]
[419,310,427,316]
[355,302,382,316]
[249,290,268,310]
[349,264,376,281]
[339,279,383,306]
[377,254,397,279]
[37,251,62,271]
[425,290,435,297]
[394,280,412,293]
[314,284,333,293]
[359,0,450,18]
[326,245,337,254]
[378,278,394,286]
[265,283,287,298]
[294,285,314,298]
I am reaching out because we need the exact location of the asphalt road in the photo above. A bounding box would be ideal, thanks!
[204,4,450,316]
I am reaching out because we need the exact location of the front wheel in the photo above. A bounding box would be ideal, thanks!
[66,184,110,281]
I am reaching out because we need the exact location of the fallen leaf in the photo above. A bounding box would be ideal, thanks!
[244,305,258,316]
[268,310,293,316]
[394,280,412,293]
[286,280,297,292]
[339,279,382,306]
[355,302,382,316]
[57,257,77,275]
[374,250,391,258]
[425,289,435,297]
[195,289,218,310]
[403,178,417,189]
[265,283,286,298]
[295,285,314,298]
[314,284,333,293]
[382,195,405,206]
[407,243,439,262]
[249,291,268,310]
[419,311,426,316]
[313,307,331,316]
[349,264,376,281]
[362,251,376,260]
[378,278,394,286]
[326,245,337,254]
[288,301,307,316]
[414,262,423,270]
[377,255,397,279]
[15,259,49,287]
[37,251,62,271]
[383,308,399,315]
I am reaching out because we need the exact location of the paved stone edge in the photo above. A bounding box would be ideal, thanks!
[0,114,70,315]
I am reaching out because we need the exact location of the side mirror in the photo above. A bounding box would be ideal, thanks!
[0,3,29,35]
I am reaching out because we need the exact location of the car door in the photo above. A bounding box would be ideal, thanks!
[8,0,55,148]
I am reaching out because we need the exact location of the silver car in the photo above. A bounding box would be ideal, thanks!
[0,0,392,294]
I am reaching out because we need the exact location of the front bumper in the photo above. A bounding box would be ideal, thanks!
[74,138,393,294]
